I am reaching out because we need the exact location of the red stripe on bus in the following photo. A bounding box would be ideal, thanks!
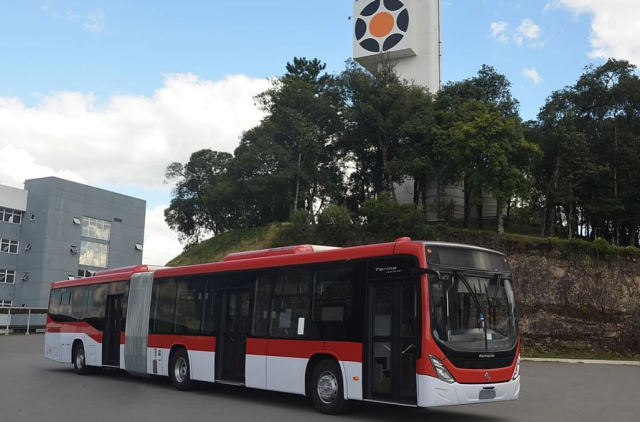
[267,339,324,359]
[45,320,103,343]
[147,334,216,352]
[325,342,362,362]
[246,338,267,355]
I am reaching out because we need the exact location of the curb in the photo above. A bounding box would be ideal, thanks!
[522,357,640,366]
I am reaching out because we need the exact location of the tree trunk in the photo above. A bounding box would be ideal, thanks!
[477,202,483,229]
[614,119,619,246]
[293,149,302,212]
[497,201,505,235]
[422,171,429,222]
[542,155,562,237]
[506,199,512,230]
[630,220,639,248]
[463,176,471,229]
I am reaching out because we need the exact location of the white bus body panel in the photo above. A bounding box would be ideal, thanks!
[417,374,520,407]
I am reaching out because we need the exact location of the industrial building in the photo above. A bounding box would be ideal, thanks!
[0,177,145,319]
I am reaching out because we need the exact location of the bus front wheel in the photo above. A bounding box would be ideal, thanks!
[73,343,90,375]
[170,349,195,391]
[311,360,351,415]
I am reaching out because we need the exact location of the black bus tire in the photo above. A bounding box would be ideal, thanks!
[311,360,351,415]
[73,342,91,375]
[170,349,195,391]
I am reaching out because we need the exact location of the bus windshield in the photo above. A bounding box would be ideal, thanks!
[427,248,517,353]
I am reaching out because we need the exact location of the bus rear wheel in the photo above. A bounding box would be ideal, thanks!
[73,343,90,375]
[311,360,351,415]
[170,349,195,391]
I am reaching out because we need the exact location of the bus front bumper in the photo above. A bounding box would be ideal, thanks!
[417,374,520,408]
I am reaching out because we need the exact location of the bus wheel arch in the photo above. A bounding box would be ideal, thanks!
[169,346,195,391]
[306,354,351,414]
[72,339,90,375]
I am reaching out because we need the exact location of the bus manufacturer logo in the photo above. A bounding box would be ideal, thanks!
[375,266,401,274]
[485,372,491,382]
[479,353,495,358]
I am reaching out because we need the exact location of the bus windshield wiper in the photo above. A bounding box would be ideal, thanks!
[456,270,488,351]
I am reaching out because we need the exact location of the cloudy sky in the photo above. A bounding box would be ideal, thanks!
[1,0,638,265]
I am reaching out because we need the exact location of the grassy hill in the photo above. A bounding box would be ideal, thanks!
[166,221,639,267]
[166,223,286,266]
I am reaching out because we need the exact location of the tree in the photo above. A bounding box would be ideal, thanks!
[164,150,234,246]
[434,66,537,231]
[338,59,435,207]
[255,57,345,214]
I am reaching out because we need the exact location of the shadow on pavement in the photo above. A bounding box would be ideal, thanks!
[45,366,508,422]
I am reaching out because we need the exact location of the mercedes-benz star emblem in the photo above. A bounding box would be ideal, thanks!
[484,372,491,382]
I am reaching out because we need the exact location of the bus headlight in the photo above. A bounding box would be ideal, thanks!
[430,355,456,384]
[512,354,521,380]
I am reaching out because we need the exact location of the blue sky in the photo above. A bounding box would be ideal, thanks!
[1,1,599,118]
[0,0,635,263]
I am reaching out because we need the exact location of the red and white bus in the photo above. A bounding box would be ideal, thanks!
[45,238,520,414]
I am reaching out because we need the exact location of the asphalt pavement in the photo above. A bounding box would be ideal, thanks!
[0,335,638,422]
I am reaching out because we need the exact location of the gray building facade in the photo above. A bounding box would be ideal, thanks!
[0,177,146,310]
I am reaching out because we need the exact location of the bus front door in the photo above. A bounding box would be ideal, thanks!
[365,279,420,405]
[217,288,250,383]
[103,294,124,367]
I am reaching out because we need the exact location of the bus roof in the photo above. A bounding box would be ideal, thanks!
[49,239,505,288]
[51,265,155,289]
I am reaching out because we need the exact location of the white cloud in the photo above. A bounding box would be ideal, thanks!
[489,21,510,45]
[143,205,184,265]
[0,73,268,191]
[514,18,542,47]
[84,9,105,32]
[0,73,268,265]
[522,67,545,84]
[554,0,640,65]
[0,146,86,188]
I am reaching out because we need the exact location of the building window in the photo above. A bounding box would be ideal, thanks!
[82,217,111,241]
[77,269,97,278]
[0,300,12,307]
[0,239,18,254]
[79,241,109,268]
[0,269,16,284]
[0,207,22,225]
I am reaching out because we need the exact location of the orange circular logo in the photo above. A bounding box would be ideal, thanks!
[355,0,410,53]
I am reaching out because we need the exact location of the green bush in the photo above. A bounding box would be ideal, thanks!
[285,209,316,244]
[360,194,425,241]
[317,205,356,246]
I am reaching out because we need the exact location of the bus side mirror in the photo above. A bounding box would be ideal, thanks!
[411,268,441,280]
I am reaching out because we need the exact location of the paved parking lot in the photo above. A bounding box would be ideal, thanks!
[0,335,638,422]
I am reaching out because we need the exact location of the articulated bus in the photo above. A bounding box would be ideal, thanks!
[45,238,520,414]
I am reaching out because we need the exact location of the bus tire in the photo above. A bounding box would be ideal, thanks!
[170,349,195,391]
[73,342,90,375]
[310,360,351,415]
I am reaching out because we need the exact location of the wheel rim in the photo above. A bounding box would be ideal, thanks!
[174,357,188,383]
[76,348,84,368]
[317,371,339,404]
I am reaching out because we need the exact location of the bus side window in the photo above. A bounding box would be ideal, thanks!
[175,278,204,335]
[59,288,73,321]
[86,284,107,330]
[270,268,311,338]
[312,266,354,340]
[202,277,218,335]
[252,272,272,337]
[150,278,177,334]
[71,286,89,321]
[48,289,62,317]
